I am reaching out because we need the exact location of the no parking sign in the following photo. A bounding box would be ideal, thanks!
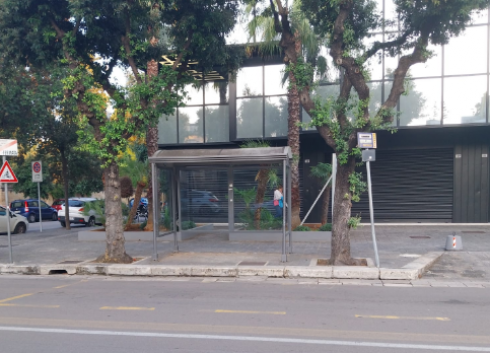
[32,161,43,182]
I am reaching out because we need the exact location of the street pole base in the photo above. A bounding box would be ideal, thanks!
[281,254,287,263]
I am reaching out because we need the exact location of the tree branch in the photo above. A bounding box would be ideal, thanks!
[50,19,65,39]
[364,31,410,61]
[122,11,142,84]
[72,18,81,36]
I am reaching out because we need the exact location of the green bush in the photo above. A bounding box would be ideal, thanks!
[163,206,171,230]
[294,225,311,231]
[139,220,147,230]
[181,221,196,230]
[319,223,332,231]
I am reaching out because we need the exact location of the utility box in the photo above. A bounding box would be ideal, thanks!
[362,149,376,162]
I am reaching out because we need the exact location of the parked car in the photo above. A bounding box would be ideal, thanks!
[51,199,65,211]
[129,197,148,208]
[58,198,102,227]
[9,199,58,223]
[181,190,221,216]
[0,206,28,234]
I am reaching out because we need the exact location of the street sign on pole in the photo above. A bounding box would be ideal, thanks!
[0,139,18,156]
[0,161,18,183]
[32,161,43,182]
[358,133,380,268]
[32,161,43,233]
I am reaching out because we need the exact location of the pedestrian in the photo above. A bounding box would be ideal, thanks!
[274,185,284,218]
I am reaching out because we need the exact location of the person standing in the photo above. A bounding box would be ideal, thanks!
[274,185,284,218]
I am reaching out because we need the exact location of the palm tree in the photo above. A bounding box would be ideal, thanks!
[119,143,148,231]
[310,162,332,225]
[246,0,327,228]
[241,140,279,229]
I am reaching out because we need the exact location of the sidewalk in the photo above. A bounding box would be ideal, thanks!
[1,224,489,281]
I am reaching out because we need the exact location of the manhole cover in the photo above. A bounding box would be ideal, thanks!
[238,261,267,266]
[58,260,83,264]
[410,236,431,239]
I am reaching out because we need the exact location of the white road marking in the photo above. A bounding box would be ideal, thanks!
[0,326,489,351]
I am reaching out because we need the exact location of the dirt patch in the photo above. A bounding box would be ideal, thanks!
[317,258,368,266]
[89,257,144,264]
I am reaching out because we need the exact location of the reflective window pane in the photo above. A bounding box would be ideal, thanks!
[318,46,340,83]
[384,0,399,30]
[158,113,177,144]
[184,84,204,105]
[226,3,252,44]
[265,65,287,95]
[205,82,228,104]
[444,75,487,124]
[409,44,442,78]
[346,82,382,122]
[179,107,204,143]
[205,105,229,143]
[400,78,441,126]
[445,26,487,75]
[471,8,489,24]
[303,85,339,131]
[265,96,288,137]
[237,98,263,138]
[237,66,263,97]
[364,34,383,80]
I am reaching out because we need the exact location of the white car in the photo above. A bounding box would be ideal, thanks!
[58,198,101,227]
[0,206,29,234]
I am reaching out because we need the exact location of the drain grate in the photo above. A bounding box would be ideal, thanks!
[410,236,431,239]
[58,260,83,264]
[238,261,267,266]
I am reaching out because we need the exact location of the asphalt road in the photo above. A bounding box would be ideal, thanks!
[0,276,489,352]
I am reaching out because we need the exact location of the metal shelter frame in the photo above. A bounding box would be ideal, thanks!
[149,147,293,263]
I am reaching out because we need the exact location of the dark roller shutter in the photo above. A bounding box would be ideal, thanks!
[351,148,453,222]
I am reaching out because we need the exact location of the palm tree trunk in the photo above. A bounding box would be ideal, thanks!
[288,71,301,228]
[254,168,269,229]
[144,59,159,231]
[124,180,147,231]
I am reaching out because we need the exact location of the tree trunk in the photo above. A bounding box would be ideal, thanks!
[124,180,147,231]
[254,168,269,229]
[330,156,362,265]
[321,186,331,225]
[60,150,70,230]
[96,161,132,263]
[288,71,301,228]
[144,59,159,232]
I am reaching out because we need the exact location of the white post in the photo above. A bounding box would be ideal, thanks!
[37,182,42,233]
[366,161,380,268]
[3,156,12,263]
[331,153,337,223]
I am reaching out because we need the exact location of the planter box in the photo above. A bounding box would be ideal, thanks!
[79,224,214,242]
[229,230,331,242]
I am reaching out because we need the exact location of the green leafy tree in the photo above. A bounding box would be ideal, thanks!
[258,0,488,265]
[0,0,241,263]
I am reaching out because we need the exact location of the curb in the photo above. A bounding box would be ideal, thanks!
[0,252,443,280]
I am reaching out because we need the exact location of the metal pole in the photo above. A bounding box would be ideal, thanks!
[176,168,182,251]
[281,160,287,263]
[151,162,158,261]
[366,161,380,268]
[287,161,292,254]
[299,174,333,226]
[3,156,12,263]
[228,167,234,236]
[172,169,179,251]
[331,154,337,223]
[37,182,42,233]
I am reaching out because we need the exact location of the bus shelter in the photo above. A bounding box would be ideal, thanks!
[149,147,293,262]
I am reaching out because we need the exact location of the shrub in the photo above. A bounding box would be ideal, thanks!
[139,220,147,230]
[163,206,171,230]
[294,225,311,231]
[319,223,332,231]
[181,221,196,230]
[120,176,134,199]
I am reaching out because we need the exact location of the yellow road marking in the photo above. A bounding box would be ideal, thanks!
[215,309,286,315]
[0,293,34,303]
[355,315,450,321]
[100,306,155,311]
[0,304,59,308]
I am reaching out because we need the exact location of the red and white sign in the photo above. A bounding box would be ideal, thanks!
[0,139,18,156]
[0,161,18,183]
[32,161,43,182]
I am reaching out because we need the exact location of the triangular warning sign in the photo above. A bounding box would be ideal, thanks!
[0,161,18,183]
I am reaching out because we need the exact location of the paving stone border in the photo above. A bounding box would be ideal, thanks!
[0,252,443,280]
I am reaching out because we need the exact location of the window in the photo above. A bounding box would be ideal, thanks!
[444,75,487,124]
[68,200,83,207]
[11,202,22,208]
[28,201,38,207]
[400,78,442,126]
[41,201,50,208]
[237,98,263,138]
[0,207,6,216]
[445,26,487,76]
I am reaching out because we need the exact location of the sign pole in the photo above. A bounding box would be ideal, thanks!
[37,182,42,233]
[366,159,380,268]
[3,156,12,263]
